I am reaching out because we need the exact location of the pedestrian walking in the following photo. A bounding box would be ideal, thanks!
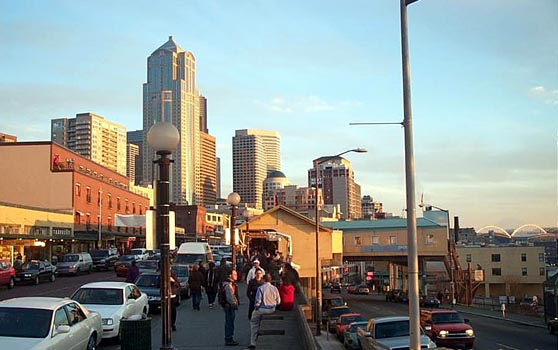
[170,273,179,331]
[246,268,264,319]
[216,257,232,287]
[205,261,218,308]
[248,273,281,349]
[125,260,140,283]
[222,270,240,346]
[246,259,265,284]
[188,264,204,310]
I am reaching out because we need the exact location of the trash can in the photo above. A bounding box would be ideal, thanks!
[120,317,152,350]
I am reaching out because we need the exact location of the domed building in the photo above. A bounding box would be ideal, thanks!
[263,171,290,210]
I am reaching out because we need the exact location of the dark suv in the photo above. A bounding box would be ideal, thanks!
[91,248,120,271]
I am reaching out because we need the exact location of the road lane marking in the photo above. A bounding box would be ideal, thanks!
[496,343,521,350]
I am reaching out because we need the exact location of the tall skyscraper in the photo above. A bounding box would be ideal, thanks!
[127,143,139,184]
[232,129,281,209]
[308,156,362,220]
[127,130,143,185]
[142,36,216,205]
[51,113,127,175]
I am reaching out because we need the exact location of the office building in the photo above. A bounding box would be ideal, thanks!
[51,113,127,175]
[142,36,217,205]
[232,129,281,209]
[308,156,362,220]
[127,143,139,185]
[127,130,143,185]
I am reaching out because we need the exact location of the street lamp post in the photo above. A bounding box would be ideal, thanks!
[313,148,367,335]
[147,122,180,350]
[227,192,241,269]
[98,189,102,249]
[401,0,421,348]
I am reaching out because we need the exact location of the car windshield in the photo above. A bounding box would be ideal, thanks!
[174,254,204,265]
[22,262,39,271]
[341,315,364,324]
[0,307,52,338]
[349,322,368,333]
[171,265,189,279]
[329,307,350,318]
[375,320,410,339]
[432,313,464,324]
[138,261,158,270]
[91,251,109,257]
[328,298,345,307]
[118,255,135,262]
[135,274,160,288]
[62,255,79,262]
[72,288,124,305]
[130,249,144,255]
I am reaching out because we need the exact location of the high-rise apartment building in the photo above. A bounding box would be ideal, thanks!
[232,129,281,209]
[361,195,384,219]
[127,143,139,184]
[142,36,217,205]
[200,132,217,205]
[127,130,143,185]
[51,113,127,175]
[308,156,362,220]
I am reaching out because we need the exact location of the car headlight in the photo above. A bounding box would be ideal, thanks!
[102,318,114,325]
[69,265,76,270]
[148,296,161,301]
[99,259,106,263]
[24,274,31,277]
[439,330,448,338]
[465,329,474,337]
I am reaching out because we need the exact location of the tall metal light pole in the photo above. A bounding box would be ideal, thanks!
[227,192,240,269]
[401,0,421,348]
[98,189,102,249]
[421,204,454,306]
[147,122,180,350]
[313,148,367,335]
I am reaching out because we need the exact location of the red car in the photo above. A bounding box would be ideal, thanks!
[420,309,475,348]
[334,313,364,339]
[0,260,15,289]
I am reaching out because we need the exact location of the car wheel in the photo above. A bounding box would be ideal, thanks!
[50,273,56,282]
[87,334,97,350]
[34,276,40,285]
[8,277,15,289]
[87,266,92,274]
[76,267,80,275]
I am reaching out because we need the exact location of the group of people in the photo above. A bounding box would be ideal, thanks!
[221,259,298,348]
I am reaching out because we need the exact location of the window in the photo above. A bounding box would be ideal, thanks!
[117,197,121,210]
[466,254,471,263]
[65,303,86,325]
[425,233,435,245]
[521,267,528,276]
[97,191,102,206]
[491,254,501,262]
[132,202,136,214]
[492,268,501,276]
[125,199,130,213]
[389,236,397,245]
[75,184,81,197]
[108,194,112,209]
[54,307,70,328]
[371,236,379,245]
[540,267,545,276]
[86,187,92,203]
[521,253,526,262]
[354,236,362,245]
[539,253,545,263]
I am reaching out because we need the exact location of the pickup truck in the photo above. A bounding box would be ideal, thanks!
[356,316,436,350]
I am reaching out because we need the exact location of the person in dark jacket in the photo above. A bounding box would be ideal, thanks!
[215,257,231,287]
[246,268,264,319]
[125,260,140,283]
[205,261,218,308]
[282,263,299,288]
[188,264,204,310]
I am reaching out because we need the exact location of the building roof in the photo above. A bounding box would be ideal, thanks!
[267,170,287,179]
[321,217,443,231]
[154,35,184,53]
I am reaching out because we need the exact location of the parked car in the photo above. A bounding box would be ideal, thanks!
[91,248,120,271]
[420,309,475,348]
[334,313,364,340]
[330,282,342,293]
[322,295,347,323]
[129,248,149,261]
[346,285,358,294]
[56,253,93,276]
[134,272,183,310]
[342,321,368,350]
[420,294,441,308]
[71,281,149,340]
[386,289,401,302]
[114,255,136,277]
[15,260,56,285]
[0,259,16,289]
[326,305,351,332]
[352,285,370,295]
[0,296,102,350]
[357,316,436,350]
[171,264,190,299]
[137,260,160,273]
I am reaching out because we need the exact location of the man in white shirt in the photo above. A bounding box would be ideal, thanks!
[246,259,265,284]
[248,273,281,349]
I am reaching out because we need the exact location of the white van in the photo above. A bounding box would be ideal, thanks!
[174,242,214,266]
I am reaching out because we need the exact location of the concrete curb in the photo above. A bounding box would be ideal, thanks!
[457,309,547,329]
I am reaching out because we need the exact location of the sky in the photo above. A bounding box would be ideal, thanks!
[1,0,557,230]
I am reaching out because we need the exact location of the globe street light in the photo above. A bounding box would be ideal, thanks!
[227,192,241,269]
[313,147,367,335]
[147,121,179,350]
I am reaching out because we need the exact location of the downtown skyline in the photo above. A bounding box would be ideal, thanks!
[1,0,556,230]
